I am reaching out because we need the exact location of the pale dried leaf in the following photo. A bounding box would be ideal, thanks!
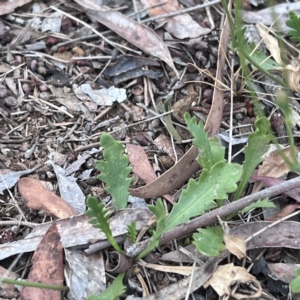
[256,23,283,65]
[204,263,261,298]
[223,233,247,260]
[257,146,294,178]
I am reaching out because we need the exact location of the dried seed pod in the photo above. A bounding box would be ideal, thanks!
[39,85,48,92]
[203,88,213,99]
[37,66,47,75]
[22,83,31,94]
[39,92,51,100]
[132,85,144,102]
[151,118,160,129]
[72,46,84,57]
[58,46,66,53]
[30,59,37,72]
[22,103,33,112]
[46,37,60,46]
[0,85,9,98]
[4,96,17,107]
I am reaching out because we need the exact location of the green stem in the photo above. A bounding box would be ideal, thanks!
[1,278,69,291]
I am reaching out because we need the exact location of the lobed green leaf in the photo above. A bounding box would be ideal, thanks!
[87,273,126,300]
[234,117,272,201]
[164,161,242,232]
[240,198,275,214]
[286,12,300,46]
[127,221,137,244]
[97,134,132,210]
[136,199,166,260]
[185,112,225,170]
[193,226,226,257]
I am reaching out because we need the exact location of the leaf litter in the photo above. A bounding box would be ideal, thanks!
[2,0,300,299]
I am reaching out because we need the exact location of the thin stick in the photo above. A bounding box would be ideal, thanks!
[245,210,300,243]
[159,176,300,246]
[228,58,234,163]
[141,0,221,23]
[29,96,74,118]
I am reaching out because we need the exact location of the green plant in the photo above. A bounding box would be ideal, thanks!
[87,273,126,300]
[286,11,300,47]
[96,133,132,210]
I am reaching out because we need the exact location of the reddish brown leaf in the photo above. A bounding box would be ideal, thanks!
[205,0,232,136]
[21,223,64,300]
[127,144,157,184]
[129,145,199,198]
[18,178,78,218]
[126,144,174,203]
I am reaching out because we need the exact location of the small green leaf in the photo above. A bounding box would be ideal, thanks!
[286,12,300,46]
[193,226,226,256]
[127,221,137,244]
[291,268,300,292]
[162,95,182,142]
[185,113,225,170]
[164,161,242,232]
[242,43,282,70]
[136,199,166,260]
[97,134,132,210]
[86,196,124,254]
[234,117,272,201]
[240,198,275,213]
[87,273,126,300]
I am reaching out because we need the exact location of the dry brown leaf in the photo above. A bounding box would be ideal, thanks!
[153,134,181,162]
[21,223,64,300]
[18,178,78,218]
[127,144,157,184]
[229,221,300,250]
[204,263,261,299]
[253,146,295,193]
[256,24,283,65]
[258,146,294,178]
[129,145,199,198]
[72,0,179,77]
[0,0,32,16]
[268,263,300,283]
[126,144,174,203]
[140,0,210,39]
[223,233,246,260]
[267,203,300,221]
[205,0,232,136]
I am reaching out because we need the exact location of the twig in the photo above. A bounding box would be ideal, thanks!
[159,175,300,246]
[141,0,221,23]
[0,220,40,227]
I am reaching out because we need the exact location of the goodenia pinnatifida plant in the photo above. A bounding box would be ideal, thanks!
[86,113,275,259]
